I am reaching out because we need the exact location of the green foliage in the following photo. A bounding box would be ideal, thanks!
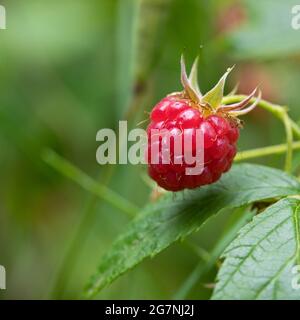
[202,67,233,109]
[213,198,300,300]
[85,164,300,297]
[173,206,256,299]
[2,0,300,300]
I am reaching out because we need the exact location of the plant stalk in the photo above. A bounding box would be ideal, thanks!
[235,141,300,162]
[281,111,293,173]
[43,149,138,217]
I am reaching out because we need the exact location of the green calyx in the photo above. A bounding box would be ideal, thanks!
[180,55,261,117]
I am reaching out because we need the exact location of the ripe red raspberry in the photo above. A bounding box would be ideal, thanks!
[146,56,260,192]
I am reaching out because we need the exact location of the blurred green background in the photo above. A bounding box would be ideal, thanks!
[1,0,300,299]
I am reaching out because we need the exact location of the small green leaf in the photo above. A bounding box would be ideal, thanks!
[85,164,300,298]
[202,66,234,109]
[180,55,201,103]
[212,198,300,300]
[188,56,202,96]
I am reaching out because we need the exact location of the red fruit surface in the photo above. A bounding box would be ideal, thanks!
[147,96,239,191]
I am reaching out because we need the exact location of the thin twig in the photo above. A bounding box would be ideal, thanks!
[43,149,138,218]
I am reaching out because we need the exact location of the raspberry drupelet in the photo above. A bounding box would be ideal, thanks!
[147,56,260,192]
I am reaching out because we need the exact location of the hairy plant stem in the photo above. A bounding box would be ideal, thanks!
[282,111,293,173]
[235,141,300,162]
[290,119,300,138]
[43,149,138,217]
[223,95,300,172]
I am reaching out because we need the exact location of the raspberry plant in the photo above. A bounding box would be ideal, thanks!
[45,57,300,300]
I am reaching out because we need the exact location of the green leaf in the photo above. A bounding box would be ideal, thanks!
[212,198,300,300]
[188,56,202,96]
[180,55,201,103]
[202,67,233,109]
[173,205,256,300]
[85,164,300,298]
